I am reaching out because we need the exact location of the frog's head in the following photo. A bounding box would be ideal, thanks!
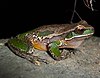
[58,20,94,49]
[65,20,94,40]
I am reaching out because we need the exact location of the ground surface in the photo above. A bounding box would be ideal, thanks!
[0,37,100,78]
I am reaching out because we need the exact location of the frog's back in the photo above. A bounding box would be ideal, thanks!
[33,24,76,34]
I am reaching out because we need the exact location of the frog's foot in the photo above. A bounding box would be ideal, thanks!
[54,48,81,60]
[59,49,71,60]
[66,48,81,55]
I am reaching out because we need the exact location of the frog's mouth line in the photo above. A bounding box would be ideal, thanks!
[64,27,94,40]
[65,32,94,40]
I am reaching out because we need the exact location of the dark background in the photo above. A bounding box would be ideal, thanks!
[0,0,100,39]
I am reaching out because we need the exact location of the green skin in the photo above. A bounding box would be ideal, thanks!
[7,20,94,60]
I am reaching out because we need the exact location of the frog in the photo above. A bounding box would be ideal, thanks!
[7,20,94,65]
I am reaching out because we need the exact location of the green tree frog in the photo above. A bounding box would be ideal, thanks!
[7,20,94,64]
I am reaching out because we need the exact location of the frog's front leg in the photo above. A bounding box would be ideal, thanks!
[48,41,61,60]
[48,41,69,60]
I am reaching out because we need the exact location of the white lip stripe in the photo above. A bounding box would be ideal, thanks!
[65,33,94,40]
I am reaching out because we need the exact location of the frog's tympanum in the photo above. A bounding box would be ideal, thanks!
[7,20,94,65]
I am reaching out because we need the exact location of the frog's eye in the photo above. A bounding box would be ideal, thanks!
[74,28,85,35]
[65,31,83,38]
[74,28,94,35]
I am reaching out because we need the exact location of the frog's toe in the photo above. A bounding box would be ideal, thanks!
[59,49,71,60]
